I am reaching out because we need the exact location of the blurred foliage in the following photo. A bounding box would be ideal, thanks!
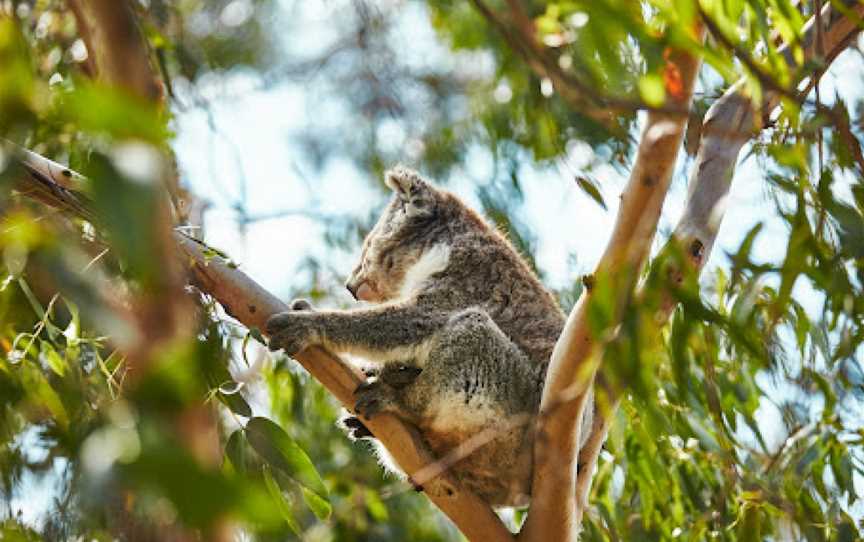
[0,0,863,541]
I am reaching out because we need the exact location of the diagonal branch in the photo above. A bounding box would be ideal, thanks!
[571,0,864,524]
[469,0,692,127]
[517,25,707,542]
[7,146,515,542]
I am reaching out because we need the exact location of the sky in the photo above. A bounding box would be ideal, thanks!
[171,8,864,313]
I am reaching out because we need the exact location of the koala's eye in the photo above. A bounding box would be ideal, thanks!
[384,255,395,271]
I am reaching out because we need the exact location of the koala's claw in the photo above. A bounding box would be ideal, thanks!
[341,416,374,440]
[266,311,315,355]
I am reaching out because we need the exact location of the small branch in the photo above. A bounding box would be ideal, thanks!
[8,146,514,542]
[676,0,864,262]
[518,25,706,542]
[469,0,691,126]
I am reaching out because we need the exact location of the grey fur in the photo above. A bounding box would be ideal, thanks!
[267,166,592,507]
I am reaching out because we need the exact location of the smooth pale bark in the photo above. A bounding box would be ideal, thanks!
[675,0,864,259]
[518,29,706,542]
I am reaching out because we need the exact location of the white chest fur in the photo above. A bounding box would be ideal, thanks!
[397,243,451,300]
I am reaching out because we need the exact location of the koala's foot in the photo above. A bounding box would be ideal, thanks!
[266,310,317,356]
[339,415,374,440]
[354,381,403,420]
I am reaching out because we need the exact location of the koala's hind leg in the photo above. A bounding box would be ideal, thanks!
[400,308,541,504]
[405,308,542,421]
[351,308,540,427]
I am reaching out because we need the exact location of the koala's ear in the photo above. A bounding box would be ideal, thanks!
[385,167,434,217]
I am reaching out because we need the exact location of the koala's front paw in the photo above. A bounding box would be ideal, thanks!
[266,311,317,356]
[353,381,399,420]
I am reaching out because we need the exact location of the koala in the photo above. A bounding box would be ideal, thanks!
[267,167,592,507]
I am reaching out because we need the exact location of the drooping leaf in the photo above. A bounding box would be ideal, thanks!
[245,417,328,500]
[262,464,301,535]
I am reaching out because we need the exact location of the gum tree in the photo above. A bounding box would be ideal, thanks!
[2,1,864,540]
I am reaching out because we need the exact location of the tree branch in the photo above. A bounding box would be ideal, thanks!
[8,146,514,542]
[677,0,864,268]
[518,25,706,542]
[571,0,864,526]
[469,0,693,128]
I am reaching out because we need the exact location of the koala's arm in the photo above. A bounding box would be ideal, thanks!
[266,302,448,361]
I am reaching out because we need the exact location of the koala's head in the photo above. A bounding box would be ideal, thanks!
[346,167,449,302]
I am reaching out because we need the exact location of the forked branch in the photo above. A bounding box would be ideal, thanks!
[572,0,864,526]
[518,24,707,542]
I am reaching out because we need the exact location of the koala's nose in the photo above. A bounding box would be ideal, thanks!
[346,281,359,300]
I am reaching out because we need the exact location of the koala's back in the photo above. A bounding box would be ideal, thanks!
[411,194,566,366]
[392,193,572,505]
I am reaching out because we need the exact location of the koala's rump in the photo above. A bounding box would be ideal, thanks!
[416,395,535,508]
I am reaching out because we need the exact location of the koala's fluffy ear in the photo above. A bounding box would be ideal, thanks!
[385,166,434,217]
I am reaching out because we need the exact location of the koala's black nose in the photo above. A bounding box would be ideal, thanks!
[346,282,358,300]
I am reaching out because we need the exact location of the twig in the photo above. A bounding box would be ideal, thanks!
[469,0,692,126]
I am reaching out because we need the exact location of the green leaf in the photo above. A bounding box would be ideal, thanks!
[638,73,666,107]
[262,465,301,535]
[61,81,169,143]
[20,364,68,428]
[827,201,864,258]
[830,445,853,492]
[301,486,332,521]
[219,384,253,418]
[84,152,166,293]
[575,176,607,210]
[247,327,267,346]
[245,417,328,499]
[225,429,248,476]
[363,488,388,522]
[40,340,66,377]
